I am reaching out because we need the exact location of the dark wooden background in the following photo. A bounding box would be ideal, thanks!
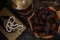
[0,0,60,40]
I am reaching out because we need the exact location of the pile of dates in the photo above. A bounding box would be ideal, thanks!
[28,7,60,37]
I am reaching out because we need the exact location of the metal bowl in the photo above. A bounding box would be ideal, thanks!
[8,0,32,10]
